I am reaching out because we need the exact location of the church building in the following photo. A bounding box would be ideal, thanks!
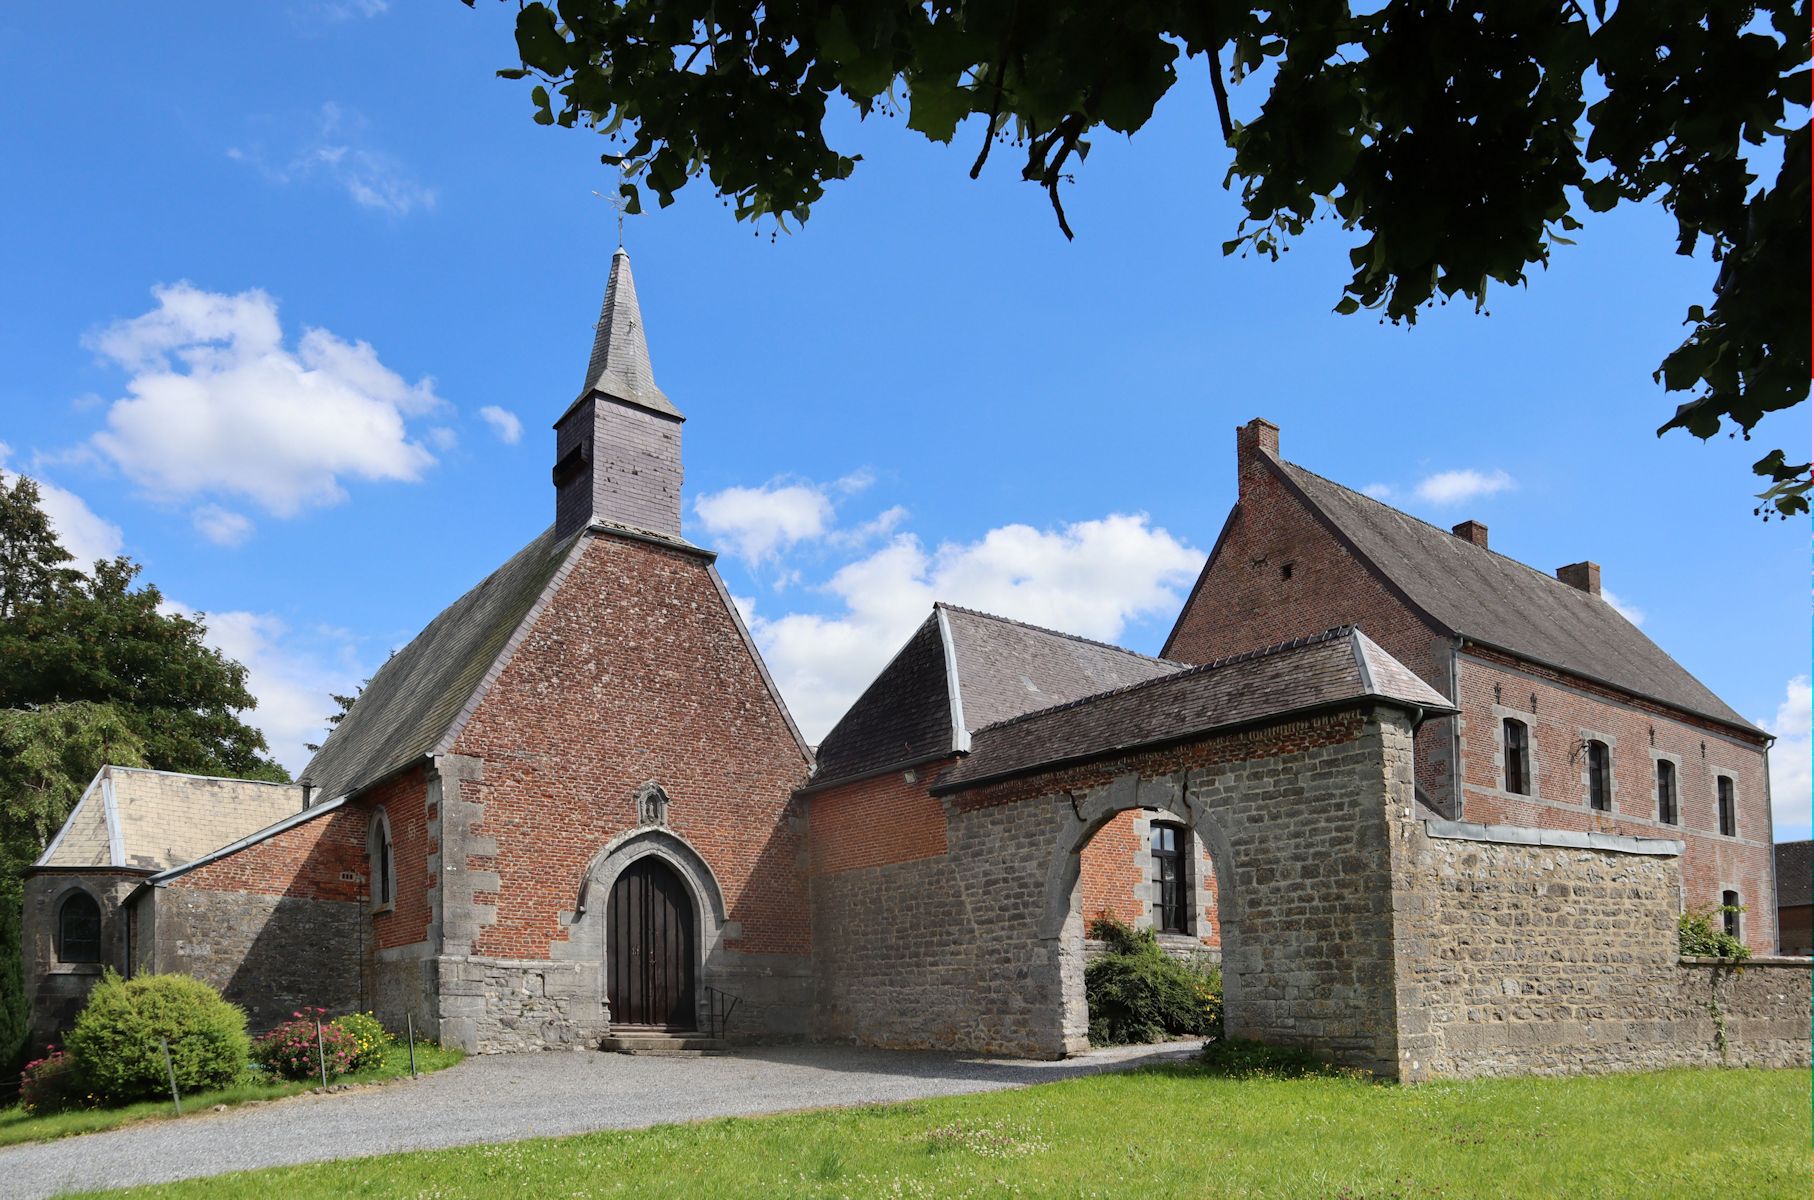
[21,251,1796,1080]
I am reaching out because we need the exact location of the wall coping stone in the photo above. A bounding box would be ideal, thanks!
[1679,955,1813,968]
[1423,817,1682,856]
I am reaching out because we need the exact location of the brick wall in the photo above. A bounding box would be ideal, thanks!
[1455,651,1776,953]
[365,769,434,951]
[1078,809,1143,927]
[1162,441,1455,808]
[1393,828,1811,1077]
[808,763,951,876]
[174,806,365,902]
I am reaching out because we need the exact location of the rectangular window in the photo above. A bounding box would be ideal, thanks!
[1587,741,1611,811]
[1502,718,1530,795]
[1721,890,1741,940]
[1152,824,1187,934]
[1656,760,1679,825]
[1717,777,1736,837]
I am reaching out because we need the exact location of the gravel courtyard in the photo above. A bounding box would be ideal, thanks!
[0,1041,1197,1197]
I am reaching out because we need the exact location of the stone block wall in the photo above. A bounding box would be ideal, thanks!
[144,885,362,1034]
[22,871,144,1052]
[1392,824,1812,1078]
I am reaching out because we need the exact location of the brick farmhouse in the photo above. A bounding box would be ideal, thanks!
[23,252,1806,1080]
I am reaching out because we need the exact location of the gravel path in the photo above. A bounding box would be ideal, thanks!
[1,1041,1197,1197]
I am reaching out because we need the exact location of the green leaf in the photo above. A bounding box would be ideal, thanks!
[531,85,554,126]
[515,4,570,77]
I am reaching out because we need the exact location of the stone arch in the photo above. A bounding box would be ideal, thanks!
[567,825,730,1031]
[366,807,395,912]
[51,883,104,965]
[1038,770,1242,1055]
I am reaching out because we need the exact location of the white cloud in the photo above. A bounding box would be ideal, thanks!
[164,600,369,778]
[694,481,836,563]
[1601,586,1644,626]
[829,504,909,549]
[1362,483,1394,500]
[0,447,124,567]
[192,505,254,548]
[230,103,435,217]
[1413,468,1516,506]
[747,514,1201,742]
[87,282,442,519]
[1763,676,1811,841]
[479,406,523,445]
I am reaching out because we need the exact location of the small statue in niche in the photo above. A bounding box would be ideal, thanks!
[635,780,671,827]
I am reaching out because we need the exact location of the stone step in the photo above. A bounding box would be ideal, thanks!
[600,1032,730,1056]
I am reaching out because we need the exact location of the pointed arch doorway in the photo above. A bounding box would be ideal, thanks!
[606,857,698,1030]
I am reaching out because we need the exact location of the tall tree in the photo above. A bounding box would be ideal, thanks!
[304,681,367,754]
[0,475,79,619]
[0,702,147,1067]
[0,557,287,782]
[475,0,1811,517]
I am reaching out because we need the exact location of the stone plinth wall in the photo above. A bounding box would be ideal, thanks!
[1394,825,1813,1078]
[146,884,362,1033]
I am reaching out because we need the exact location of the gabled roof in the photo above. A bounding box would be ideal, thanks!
[571,246,680,421]
[34,766,305,873]
[1776,840,1812,909]
[806,604,1183,790]
[932,626,1456,794]
[1265,455,1757,735]
[302,526,582,799]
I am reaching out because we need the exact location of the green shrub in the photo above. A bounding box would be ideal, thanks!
[1679,906,1751,960]
[1084,915,1221,1046]
[331,1011,392,1072]
[18,1047,87,1114]
[63,971,249,1104]
[254,1008,358,1081]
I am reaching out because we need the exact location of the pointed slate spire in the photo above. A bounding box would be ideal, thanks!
[581,247,681,419]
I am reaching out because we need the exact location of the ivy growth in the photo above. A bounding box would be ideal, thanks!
[472,0,1810,517]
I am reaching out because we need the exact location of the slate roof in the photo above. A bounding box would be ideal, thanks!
[1775,840,1812,909]
[806,605,1183,789]
[301,525,580,799]
[570,246,680,421]
[35,767,305,873]
[1266,456,1757,734]
[932,626,1456,794]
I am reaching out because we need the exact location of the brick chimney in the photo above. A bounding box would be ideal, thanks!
[1451,520,1489,548]
[1556,561,1601,596]
[1236,418,1280,500]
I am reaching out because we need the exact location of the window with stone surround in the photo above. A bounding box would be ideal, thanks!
[1586,740,1611,811]
[1656,760,1679,825]
[368,809,395,912]
[1502,718,1531,795]
[1721,889,1741,939]
[57,890,101,964]
[1152,823,1188,934]
[1717,776,1737,837]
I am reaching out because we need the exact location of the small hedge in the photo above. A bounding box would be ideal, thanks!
[254,1009,360,1081]
[334,1011,393,1072]
[1084,915,1222,1046]
[61,971,250,1105]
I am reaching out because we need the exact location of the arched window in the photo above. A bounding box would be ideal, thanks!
[368,810,395,912]
[57,891,101,964]
[1656,760,1679,825]
[1716,777,1737,837]
[1586,740,1611,812]
[1151,824,1188,934]
[1502,718,1531,796]
[1721,890,1741,941]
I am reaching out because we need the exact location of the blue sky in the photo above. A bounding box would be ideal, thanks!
[1,3,1806,837]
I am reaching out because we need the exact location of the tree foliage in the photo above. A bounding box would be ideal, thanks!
[476,0,1811,516]
[0,556,286,782]
[0,475,80,620]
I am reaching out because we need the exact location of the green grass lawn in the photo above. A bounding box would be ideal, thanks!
[81,1061,1809,1199]
[0,1041,463,1149]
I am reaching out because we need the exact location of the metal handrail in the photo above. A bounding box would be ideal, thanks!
[703,984,741,1039]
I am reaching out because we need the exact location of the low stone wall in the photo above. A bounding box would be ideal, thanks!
[148,883,361,1033]
[1395,823,1813,1078]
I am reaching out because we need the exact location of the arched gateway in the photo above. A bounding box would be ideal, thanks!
[605,857,697,1029]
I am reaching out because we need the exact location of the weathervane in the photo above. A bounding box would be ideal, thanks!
[591,163,633,247]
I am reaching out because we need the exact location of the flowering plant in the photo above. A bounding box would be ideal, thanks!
[19,1047,86,1114]
[253,1008,358,1081]
[331,1011,392,1072]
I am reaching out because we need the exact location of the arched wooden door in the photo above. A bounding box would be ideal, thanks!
[606,858,698,1030]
